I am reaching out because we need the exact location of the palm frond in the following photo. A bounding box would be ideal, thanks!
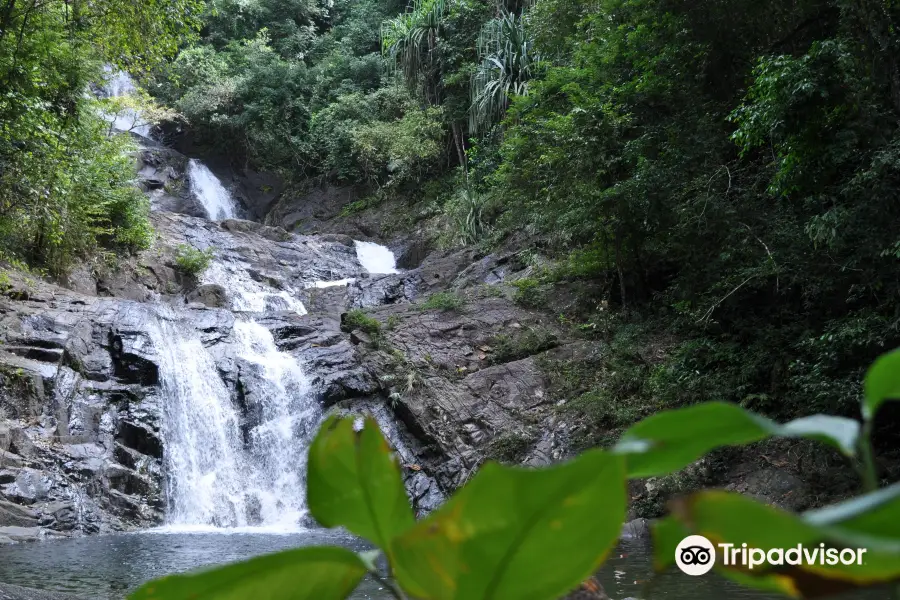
[469,11,536,133]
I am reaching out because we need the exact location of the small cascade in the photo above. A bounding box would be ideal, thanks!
[151,306,320,529]
[149,313,249,527]
[149,256,323,530]
[187,159,238,221]
[354,240,399,274]
[233,321,321,527]
[203,261,307,314]
[98,69,152,138]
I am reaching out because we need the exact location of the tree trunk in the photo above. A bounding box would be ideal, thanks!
[451,122,467,176]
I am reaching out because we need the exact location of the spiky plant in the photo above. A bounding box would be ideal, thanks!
[381,0,446,98]
[469,11,536,133]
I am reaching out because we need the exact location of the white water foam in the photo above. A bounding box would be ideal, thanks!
[354,240,399,274]
[187,159,237,221]
[307,278,356,289]
[150,314,250,527]
[150,308,320,531]
[203,261,307,315]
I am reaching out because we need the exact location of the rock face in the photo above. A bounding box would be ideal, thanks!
[0,279,166,533]
[0,200,483,532]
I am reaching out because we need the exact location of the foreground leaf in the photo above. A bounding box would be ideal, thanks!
[614,402,771,477]
[614,402,860,478]
[127,546,368,600]
[390,449,627,600]
[307,415,414,550]
[656,491,900,598]
[862,349,900,421]
[804,482,900,551]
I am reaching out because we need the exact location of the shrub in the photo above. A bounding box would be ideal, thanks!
[490,326,558,364]
[342,309,381,335]
[511,277,547,308]
[174,244,214,276]
[486,432,534,463]
[419,291,466,311]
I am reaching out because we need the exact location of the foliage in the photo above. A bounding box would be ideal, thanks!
[174,244,214,276]
[131,350,900,600]
[469,11,536,133]
[510,277,547,308]
[419,291,466,311]
[444,186,489,246]
[342,309,382,335]
[485,432,534,463]
[490,326,557,364]
[0,0,199,275]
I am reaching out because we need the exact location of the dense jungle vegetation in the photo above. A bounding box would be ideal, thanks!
[3,0,900,445]
[0,0,200,276]
[146,0,900,437]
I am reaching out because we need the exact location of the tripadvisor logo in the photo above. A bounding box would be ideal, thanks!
[675,535,868,576]
[675,535,716,576]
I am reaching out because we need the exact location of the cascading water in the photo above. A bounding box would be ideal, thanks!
[232,320,320,527]
[203,261,307,314]
[98,69,152,138]
[354,240,399,274]
[149,313,250,528]
[147,254,324,530]
[187,159,238,221]
[98,68,239,222]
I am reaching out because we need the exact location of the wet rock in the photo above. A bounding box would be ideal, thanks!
[349,330,371,346]
[348,274,418,309]
[0,501,39,527]
[620,518,651,540]
[137,147,205,218]
[263,181,368,232]
[0,526,44,542]
[186,284,228,308]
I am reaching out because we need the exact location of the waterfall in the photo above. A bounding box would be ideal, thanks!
[187,160,238,221]
[203,261,307,314]
[150,314,250,528]
[232,320,320,527]
[98,69,152,138]
[148,254,323,530]
[355,240,399,274]
[151,312,319,530]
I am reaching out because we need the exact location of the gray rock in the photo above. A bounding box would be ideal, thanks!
[0,501,38,528]
[186,284,228,308]
[620,518,651,540]
[0,526,44,542]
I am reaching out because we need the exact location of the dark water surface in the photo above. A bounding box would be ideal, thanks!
[0,530,881,599]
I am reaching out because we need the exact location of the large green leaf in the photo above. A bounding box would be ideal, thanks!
[862,349,900,421]
[307,415,414,550]
[655,491,900,598]
[389,449,627,600]
[127,546,367,600]
[614,402,860,478]
[804,482,900,551]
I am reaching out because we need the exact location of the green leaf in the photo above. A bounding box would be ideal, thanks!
[662,491,900,598]
[777,414,860,456]
[614,402,860,478]
[127,546,368,600]
[389,449,627,600]
[804,482,900,551]
[862,349,900,421]
[650,516,690,571]
[614,402,772,478]
[307,415,414,550]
